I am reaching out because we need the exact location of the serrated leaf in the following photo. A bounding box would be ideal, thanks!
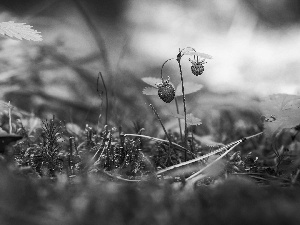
[0,21,42,41]
[141,77,162,88]
[175,82,203,96]
[170,113,202,126]
[260,94,300,137]
[183,51,213,59]
[142,87,158,95]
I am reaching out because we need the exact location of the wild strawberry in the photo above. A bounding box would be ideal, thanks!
[156,78,175,103]
[189,58,206,76]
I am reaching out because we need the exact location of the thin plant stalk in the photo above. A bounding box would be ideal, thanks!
[149,104,172,146]
[149,104,178,156]
[69,137,74,175]
[8,101,12,134]
[176,57,187,146]
[98,72,108,125]
[174,98,183,142]
[160,58,174,79]
[160,58,183,141]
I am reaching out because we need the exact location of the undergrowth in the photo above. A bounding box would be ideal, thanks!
[0,19,300,225]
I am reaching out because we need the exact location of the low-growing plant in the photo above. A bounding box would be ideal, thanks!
[1,17,300,225]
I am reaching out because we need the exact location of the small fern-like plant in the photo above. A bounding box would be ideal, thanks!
[40,117,64,176]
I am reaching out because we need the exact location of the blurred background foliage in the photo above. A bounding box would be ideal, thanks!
[0,0,300,135]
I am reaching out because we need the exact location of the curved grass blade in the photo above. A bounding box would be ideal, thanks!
[157,132,263,176]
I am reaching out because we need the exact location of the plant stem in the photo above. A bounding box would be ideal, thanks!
[69,137,74,175]
[160,58,174,80]
[98,72,108,125]
[149,104,172,147]
[175,98,183,142]
[160,58,183,142]
[176,59,187,146]
[8,101,12,134]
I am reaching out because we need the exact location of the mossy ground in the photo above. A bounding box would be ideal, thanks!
[0,106,298,225]
[0,161,300,225]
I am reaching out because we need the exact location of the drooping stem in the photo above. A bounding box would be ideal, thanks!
[160,58,182,141]
[160,58,175,80]
[176,58,187,146]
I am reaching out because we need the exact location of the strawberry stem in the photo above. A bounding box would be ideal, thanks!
[149,104,176,156]
[174,98,183,142]
[160,58,175,80]
[97,72,108,125]
[176,54,188,152]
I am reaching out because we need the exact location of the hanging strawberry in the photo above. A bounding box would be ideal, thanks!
[156,77,175,103]
[189,58,207,76]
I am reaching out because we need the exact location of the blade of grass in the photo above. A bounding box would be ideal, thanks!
[157,139,241,175]
[124,134,195,157]
[185,132,263,184]
[97,72,108,125]
[186,141,242,182]
[157,132,263,176]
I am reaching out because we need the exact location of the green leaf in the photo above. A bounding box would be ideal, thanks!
[175,82,203,96]
[260,94,300,137]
